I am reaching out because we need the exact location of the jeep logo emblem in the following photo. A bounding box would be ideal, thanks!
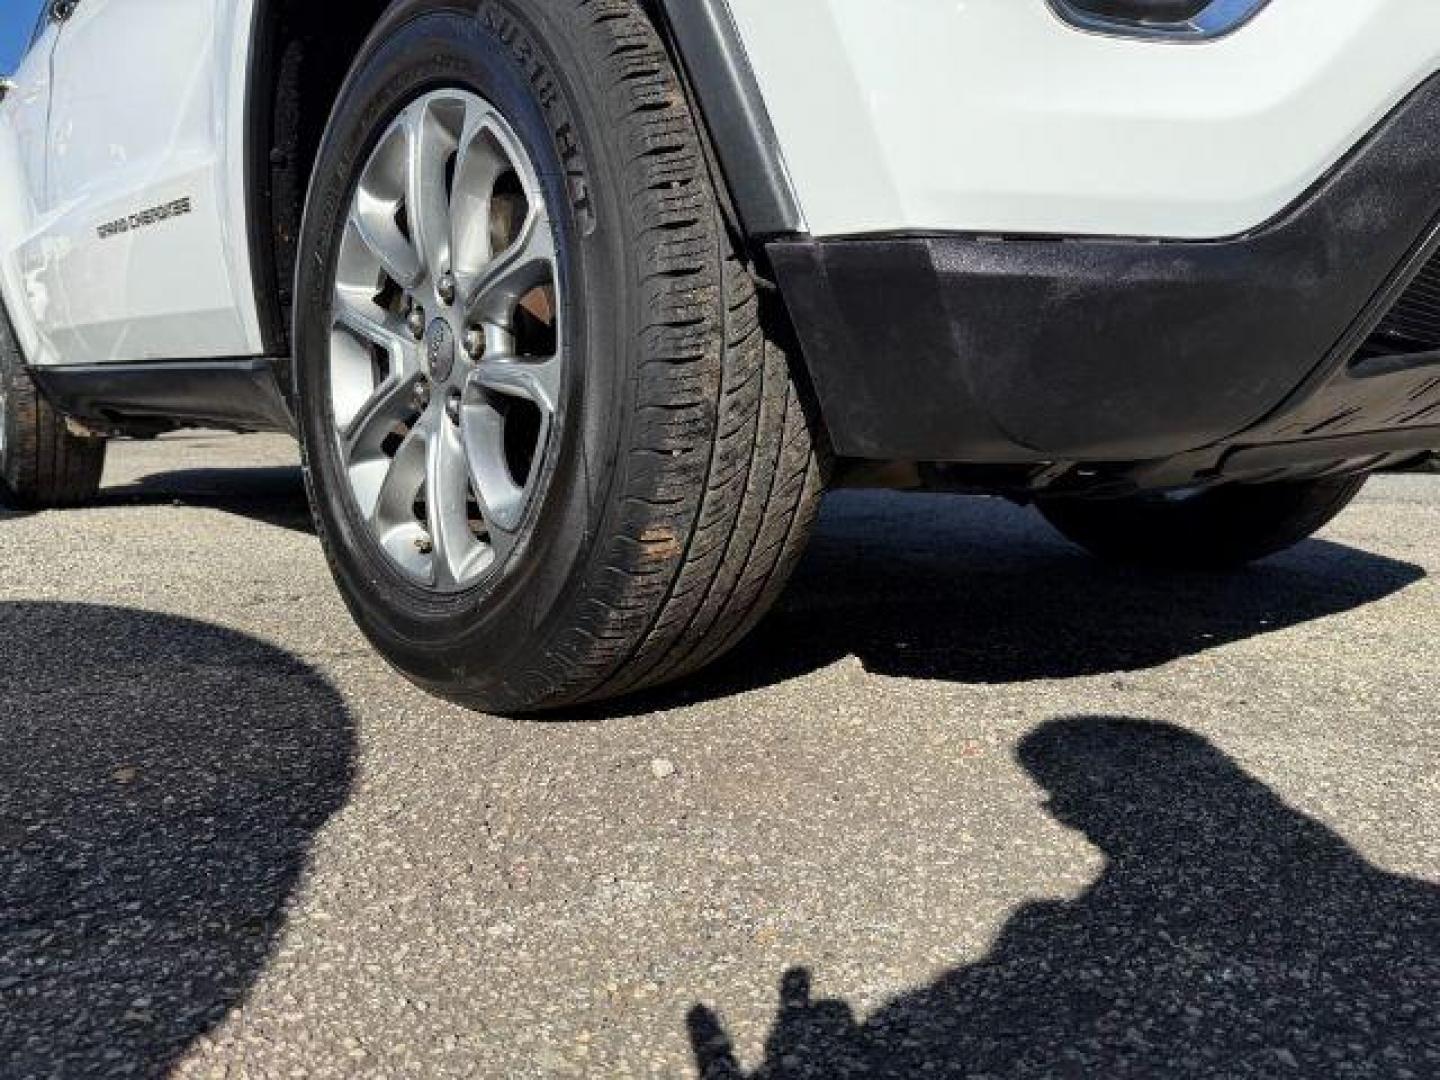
[425,318,456,382]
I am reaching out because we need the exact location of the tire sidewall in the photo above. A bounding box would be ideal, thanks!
[294,2,635,691]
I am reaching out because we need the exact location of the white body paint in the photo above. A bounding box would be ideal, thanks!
[0,0,260,368]
[2,0,1439,366]
[727,0,1440,239]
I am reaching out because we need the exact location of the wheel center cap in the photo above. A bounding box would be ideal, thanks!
[425,318,456,382]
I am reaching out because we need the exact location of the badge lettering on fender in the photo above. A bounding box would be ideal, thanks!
[96,196,194,241]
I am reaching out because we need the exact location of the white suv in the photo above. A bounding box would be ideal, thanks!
[2,0,1438,711]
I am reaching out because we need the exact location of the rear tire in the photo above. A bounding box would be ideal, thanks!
[1036,476,1368,569]
[0,304,106,509]
[294,0,823,713]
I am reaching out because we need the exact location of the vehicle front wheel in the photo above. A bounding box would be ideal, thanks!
[0,305,106,509]
[293,0,823,713]
[1036,476,1368,569]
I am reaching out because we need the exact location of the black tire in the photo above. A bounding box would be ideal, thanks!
[1036,476,1368,569]
[294,0,823,713]
[0,303,106,509]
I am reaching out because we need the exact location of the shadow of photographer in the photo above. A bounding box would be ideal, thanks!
[0,602,355,1075]
[691,716,1440,1078]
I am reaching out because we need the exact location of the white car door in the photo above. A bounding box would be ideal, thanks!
[27,0,263,366]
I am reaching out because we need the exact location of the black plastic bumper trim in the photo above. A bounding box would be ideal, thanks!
[31,358,295,434]
[769,71,1440,469]
[1219,426,1440,478]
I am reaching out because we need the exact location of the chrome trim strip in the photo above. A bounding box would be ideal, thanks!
[1047,0,1273,42]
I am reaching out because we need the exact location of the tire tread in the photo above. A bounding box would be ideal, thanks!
[0,305,106,509]
[477,0,822,710]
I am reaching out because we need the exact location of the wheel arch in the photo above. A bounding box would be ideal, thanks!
[243,0,805,367]
[244,0,395,361]
[642,0,806,242]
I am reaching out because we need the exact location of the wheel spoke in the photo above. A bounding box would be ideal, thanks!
[334,285,411,359]
[424,411,481,588]
[450,111,508,282]
[342,371,424,463]
[405,101,456,284]
[461,208,555,326]
[362,418,427,545]
[484,511,519,564]
[473,351,561,415]
[351,191,422,290]
[331,285,420,461]
[458,389,529,539]
[450,109,540,279]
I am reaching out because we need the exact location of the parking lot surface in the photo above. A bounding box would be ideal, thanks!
[1,433,1436,1078]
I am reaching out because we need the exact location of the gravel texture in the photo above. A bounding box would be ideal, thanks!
[0,433,1435,1078]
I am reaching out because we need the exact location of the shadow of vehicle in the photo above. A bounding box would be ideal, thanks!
[690,716,1440,1078]
[97,464,316,535]
[625,491,1426,711]
[0,603,354,1076]
[4,479,1427,717]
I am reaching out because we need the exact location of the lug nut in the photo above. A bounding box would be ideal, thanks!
[445,390,462,425]
[463,328,484,361]
[408,304,426,340]
[412,379,431,410]
[437,273,457,306]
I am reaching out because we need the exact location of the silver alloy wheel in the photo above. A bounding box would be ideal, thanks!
[329,89,562,591]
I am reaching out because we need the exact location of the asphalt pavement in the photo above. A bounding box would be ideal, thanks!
[0,432,1436,1078]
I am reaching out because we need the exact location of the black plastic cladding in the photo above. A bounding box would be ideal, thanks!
[651,0,804,239]
[31,360,295,434]
[766,71,1440,478]
[1361,248,1440,358]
